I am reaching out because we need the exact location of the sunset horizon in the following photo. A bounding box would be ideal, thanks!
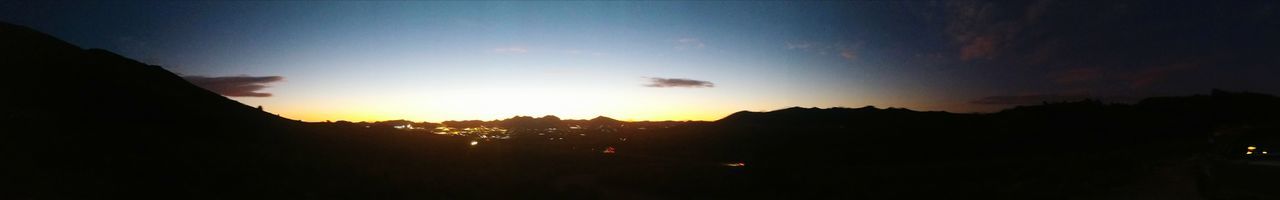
[10,1,1268,123]
[5,1,1280,198]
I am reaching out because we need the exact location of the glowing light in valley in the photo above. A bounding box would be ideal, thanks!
[1247,145,1260,155]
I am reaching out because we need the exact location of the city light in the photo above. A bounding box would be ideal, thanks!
[1247,145,1262,155]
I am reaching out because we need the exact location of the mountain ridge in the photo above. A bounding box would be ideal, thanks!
[1,22,293,127]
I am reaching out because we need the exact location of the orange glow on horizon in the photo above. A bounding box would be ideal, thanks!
[236,88,752,122]
[229,84,905,123]
[268,105,732,123]
[277,111,727,123]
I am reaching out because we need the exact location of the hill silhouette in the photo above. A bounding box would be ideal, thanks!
[1,23,292,126]
[1,22,309,198]
[5,21,1280,199]
[700,91,1280,198]
[704,92,1280,160]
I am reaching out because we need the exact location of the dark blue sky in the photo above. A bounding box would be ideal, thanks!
[2,1,1277,121]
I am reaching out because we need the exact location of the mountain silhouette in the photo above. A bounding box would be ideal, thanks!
[1,22,293,126]
[1,22,304,198]
[716,106,945,127]
[666,91,1280,198]
[588,116,620,124]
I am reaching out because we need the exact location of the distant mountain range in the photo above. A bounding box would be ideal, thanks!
[717,91,1280,128]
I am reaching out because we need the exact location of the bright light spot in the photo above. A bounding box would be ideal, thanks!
[470,141,479,146]
[724,162,746,167]
[1247,151,1254,155]
[602,146,616,154]
[1264,151,1269,155]
[1248,146,1258,150]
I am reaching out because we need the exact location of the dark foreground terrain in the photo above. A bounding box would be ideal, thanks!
[4,22,1280,199]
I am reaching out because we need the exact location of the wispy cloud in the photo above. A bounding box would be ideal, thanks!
[564,49,605,56]
[840,49,857,60]
[644,77,715,88]
[786,41,862,61]
[183,75,284,97]
[785,42,813,50]
[492,47,529,54]
[674,38,706,49]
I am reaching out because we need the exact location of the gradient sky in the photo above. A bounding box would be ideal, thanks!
[3,1,1278,122]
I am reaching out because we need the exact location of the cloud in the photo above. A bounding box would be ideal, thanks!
[840,49,857,60]
[969,94,1091,105]
[492,47,529,54]
[183,75,284,97]
[947,1,1013,60]
[785,42,813,50]
[674,38,706,49]
[957,36,996,61]
[644,77,715,88]
[786,41,862,61]
[563,49,605,56]
[943,0,1280,66]
[936,0,1280,101]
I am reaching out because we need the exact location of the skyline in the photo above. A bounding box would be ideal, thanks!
[3,1,1277,122]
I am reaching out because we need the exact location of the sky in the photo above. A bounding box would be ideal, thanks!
[2,1,1278,122]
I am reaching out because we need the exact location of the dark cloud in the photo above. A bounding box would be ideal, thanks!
[946,1,1279,66]
[644,77,714,88]
[969,94,1092,105]
[840,48,857,60]
[183,75,284,97]
[946,0,1280,98]
[783,41,863,62]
